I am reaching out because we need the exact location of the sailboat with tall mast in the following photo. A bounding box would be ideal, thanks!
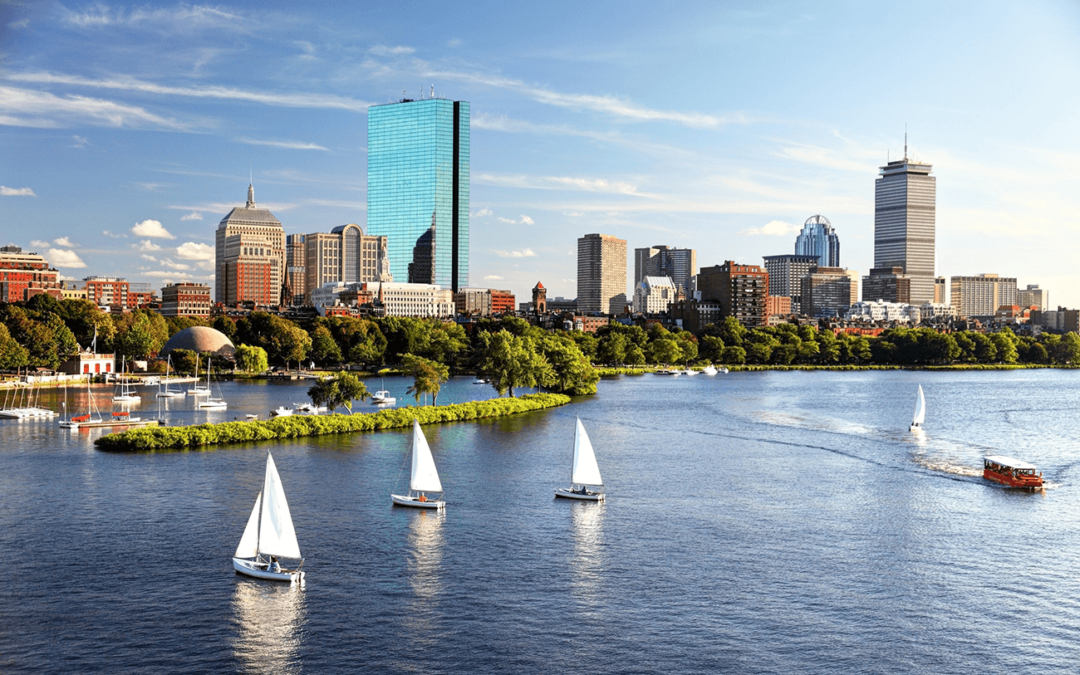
[232,450,306,583]
[187,354,210,395]
[909,385,926,433]
[391,420,446,509]
[555,418,606,501]
[197,357,227,409]
[156,355,184,398]
[112,356,141,403]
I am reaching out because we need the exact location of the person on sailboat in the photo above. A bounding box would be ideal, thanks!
[268,556,280,573]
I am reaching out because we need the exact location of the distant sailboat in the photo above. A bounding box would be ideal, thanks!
[909,385,926,432]
[197,358,227,409]
[232,450,306,584]
[188,355,210,396]
[391,420,445,509]
[555,418,605,501]
[156,355,184,398]
[112,356,141,403]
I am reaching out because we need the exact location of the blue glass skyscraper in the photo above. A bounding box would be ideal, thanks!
[793,214,840,268]
[367,95,469,291]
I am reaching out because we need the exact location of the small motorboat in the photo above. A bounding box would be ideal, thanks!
[554,418,605,501]
[983,455,1043,489]
[245,413,259,420]
[391,420,446,509]
[472,377,488,385]
[683,368,699,376]
[371,390,396,405]
[702,365,718,376]
[271,406,293,417]
[293,402,327,414]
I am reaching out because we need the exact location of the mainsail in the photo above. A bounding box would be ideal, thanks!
[234,492,262,558]
[258,452,302,559]
[913,385,926,426]
[409,419,443,493]
[571,418,603,486]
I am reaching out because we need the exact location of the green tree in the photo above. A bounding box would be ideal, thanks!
[401,353,451,405]
[0,324,29,368]
[597,331,628,365]
[307,372,370,413]
[46,313,79,357]
[717,316,747,348]
[236,312,312,366]
[426,322,470,367]
[476,329,553,397]
[648,337,683,365]
[212,315,237,340]
[699,335,725,363]
[170,349,199,375]
[720,345,746,365]
[116,313,162,361]
[309,325,343,365]
[235,344,269,374]
[676,331,699,363]
[624,343,646,366]
[568,332,599,361]
[744,342,772,364]
[537,334,600,395]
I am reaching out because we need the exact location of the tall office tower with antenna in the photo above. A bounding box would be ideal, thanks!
[367,91,469,291]
[872,138,936,305]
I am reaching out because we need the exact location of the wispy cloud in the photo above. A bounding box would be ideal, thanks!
[475,172,652,197]
[61,3,245,30]
[484,275,504,280]
[31,240,49,248]
[236,137,329,151]
[8,72,375,113]
[131,219,175,239]
[1,186,35,196]
[470,208,492,218]
[493,248,537,258]
[370,45,415,56]
[180,211,203,221]
[102,230,125,238]
[47,249,86,268]
[135,240,162,251]
[496,214,536,225]
[738,220,801,236]
[135,182,164,191]
[71,135,89,148]
[0,85,189,130]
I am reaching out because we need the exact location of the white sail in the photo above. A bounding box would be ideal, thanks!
[571,418,603,486]
[258,452,302,559]
[409,419,443,493]
[912,385,926,426]
[234,491,262,558]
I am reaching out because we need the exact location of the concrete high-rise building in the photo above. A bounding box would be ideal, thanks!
[367,94,469,291]
[934,276,946,305]
[577,233,627,315]
[216,184,285,306]
[874,153,936,305]
[800,267,858,318]
[762,254,818,315]
[633,245,696,294]
[302,225,390,305]
[697,261,769,327]
[862,267,911,304]
[794,215,840,267]
[1018,284,1049,311]
[285,234,306,306]
[950,274,1018,318]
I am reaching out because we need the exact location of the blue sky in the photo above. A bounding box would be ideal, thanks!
[2,1,1079,306]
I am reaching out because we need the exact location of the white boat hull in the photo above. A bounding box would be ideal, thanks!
[112,395,141,403]
[554,487,605,501]
[271,408,293,417]
[391,493,445,509]
[188,388,210,395]
[199,400,227,409]
[156,391,185,398]
[232,557,305,583]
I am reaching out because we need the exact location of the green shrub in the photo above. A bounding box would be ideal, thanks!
[95,393,571,452]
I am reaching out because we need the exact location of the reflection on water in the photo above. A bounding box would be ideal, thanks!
[231,579,307,674]
[570,502,604,610]
[407,509,445,602]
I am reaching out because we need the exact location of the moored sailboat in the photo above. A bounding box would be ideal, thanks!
[112,357,141,403]
[156,356,184,398]
[188,355,210,395]
[555,418,605,501]
[197,358,227,409]
[391,420,445,509]
[232,450,306,584]
[909,385,926,432]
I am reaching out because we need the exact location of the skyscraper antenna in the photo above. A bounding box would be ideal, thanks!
[904,123,908,160]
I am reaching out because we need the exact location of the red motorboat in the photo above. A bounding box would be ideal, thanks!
[983,455,1043,489]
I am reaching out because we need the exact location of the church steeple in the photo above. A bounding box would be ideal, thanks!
[246,183,256,208]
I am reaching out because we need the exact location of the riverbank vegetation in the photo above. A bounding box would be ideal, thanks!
[93,393,571,451]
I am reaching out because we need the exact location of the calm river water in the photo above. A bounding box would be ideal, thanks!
[2,371,1079,674]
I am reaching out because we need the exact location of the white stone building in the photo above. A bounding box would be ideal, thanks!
[632,276,676,314]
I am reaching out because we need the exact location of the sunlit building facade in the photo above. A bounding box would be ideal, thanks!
[368,95,469,291]
[794,215,840,267]
[874,157,936,305]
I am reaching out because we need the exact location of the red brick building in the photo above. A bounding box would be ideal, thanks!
[84,277,130,309]
[160,282,212,317]
[696,261,769,328]
[0,245,61,302]
[491,290,515,315]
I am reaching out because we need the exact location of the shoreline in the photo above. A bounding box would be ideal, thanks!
[593,364,1077,376]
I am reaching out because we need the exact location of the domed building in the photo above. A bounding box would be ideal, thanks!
[159,326,236,360]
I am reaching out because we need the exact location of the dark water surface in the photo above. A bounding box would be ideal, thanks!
[2,371,1080,674]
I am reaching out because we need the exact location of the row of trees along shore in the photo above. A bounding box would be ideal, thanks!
[2,295,1079,381]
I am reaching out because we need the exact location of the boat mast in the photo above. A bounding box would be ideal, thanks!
[256,449,268,559]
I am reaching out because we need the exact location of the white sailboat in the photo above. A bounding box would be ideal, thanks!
[909,384,926,432]
[59,374,105,429]
[702,365,718,376]
[555,418,605,501]
[156,355,184,398]
[232,450,306,584]
[391,420,445,509]
[112,356,141,403]
[197,358,227,409]
[188,354,210,395]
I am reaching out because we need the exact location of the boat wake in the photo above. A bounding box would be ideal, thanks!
[910,453,982,478]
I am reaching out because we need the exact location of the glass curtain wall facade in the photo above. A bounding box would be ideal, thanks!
[794,215,840,268]
[368,97,469,291]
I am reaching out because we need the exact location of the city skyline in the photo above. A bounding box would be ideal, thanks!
[1,2,1078,305]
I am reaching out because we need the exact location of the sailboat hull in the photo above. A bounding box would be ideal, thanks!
[232,557,305,583]
[554,488,605,501]
[156,391,184,398]
[391,493,445,509]
[112,395,141,403]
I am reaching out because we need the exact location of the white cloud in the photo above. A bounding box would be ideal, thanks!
[495,214,537,226]
[9,72,375,113]
[180,211,203,221]
[1,186,36,196]
[71,135,89,148]
[175,242,214,261]
[135,240,162,251]
[61,4,244,30]
[141,254,158,262]
[370,45,415,56]
[475,172,651,197]
[30,240,49,248]
[142,270,193,278]
[53,236,78,247]
[470,208,492,218]
[236,137,329,151]
[484,275,504,280]
[493,248,537,258]
[161,259,191,270]
[0,85,190,130]
[102,230,125,238]
[47,249,86,268]
[131,219,175,239]
[520,215,535,225]
[739,220,801,236]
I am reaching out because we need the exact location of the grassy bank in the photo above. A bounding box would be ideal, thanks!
[94,393,571,452]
